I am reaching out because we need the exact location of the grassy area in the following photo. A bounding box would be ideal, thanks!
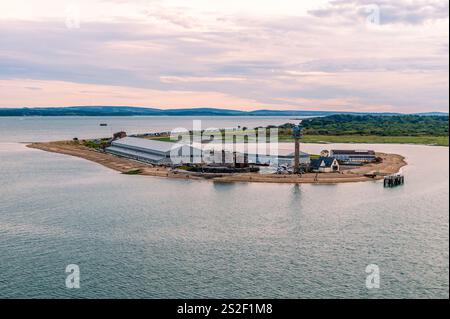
[83,139,111,149]
[123,169,143,175]
[279,135,449,146]
[147,136,173,142]
[83,140,101,149]
[145,131,448,146]
[140,114,449,146]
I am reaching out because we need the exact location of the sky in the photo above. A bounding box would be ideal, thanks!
[0,0,448,112]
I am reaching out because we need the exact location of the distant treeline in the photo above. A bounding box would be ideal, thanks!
[0,106,349,117]
[0,106,447,117]
[279,115,449,137]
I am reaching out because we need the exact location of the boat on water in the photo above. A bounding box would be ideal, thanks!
[100,123,108,127]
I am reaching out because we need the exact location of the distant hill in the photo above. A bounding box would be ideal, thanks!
[0,106,447,117]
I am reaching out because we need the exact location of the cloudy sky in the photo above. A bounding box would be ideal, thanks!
[0,0,448,112]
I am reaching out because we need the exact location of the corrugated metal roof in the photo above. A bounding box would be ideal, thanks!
[112,137,178,154]
[106,146,167,163]
[331,150,375,155]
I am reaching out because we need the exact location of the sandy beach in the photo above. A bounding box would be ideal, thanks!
[27,141,407,184]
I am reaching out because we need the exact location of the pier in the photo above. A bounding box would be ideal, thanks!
[384,174,405,188]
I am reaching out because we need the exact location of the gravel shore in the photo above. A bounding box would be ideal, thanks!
[27,141,407,184]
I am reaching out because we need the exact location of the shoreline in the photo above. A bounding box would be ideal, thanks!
[27,141,407,184]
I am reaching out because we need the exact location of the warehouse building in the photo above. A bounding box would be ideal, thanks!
[106,137,201,165]
[330,150,376,164]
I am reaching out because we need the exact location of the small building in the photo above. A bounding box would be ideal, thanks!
[106,137,201,165]
[113,131,127,140]
[246,151,310,166]
[310,157,340,173]
[330,150,376,164]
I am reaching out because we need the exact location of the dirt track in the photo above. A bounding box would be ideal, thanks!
[27,141,407,184]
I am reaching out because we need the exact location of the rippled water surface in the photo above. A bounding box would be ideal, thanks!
[0,117,448,298]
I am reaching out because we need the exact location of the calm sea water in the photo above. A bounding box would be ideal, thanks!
[0,116,297,143]
[0,117,448,299]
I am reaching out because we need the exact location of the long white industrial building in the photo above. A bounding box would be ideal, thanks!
[106,137,198,165]
[106,136,311,166]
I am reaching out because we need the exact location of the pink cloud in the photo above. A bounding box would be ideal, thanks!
[0,79,267,110]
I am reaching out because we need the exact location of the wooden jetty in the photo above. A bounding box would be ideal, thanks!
[384,174,405,188]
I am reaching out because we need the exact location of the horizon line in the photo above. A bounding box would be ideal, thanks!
[0,105,448,115]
